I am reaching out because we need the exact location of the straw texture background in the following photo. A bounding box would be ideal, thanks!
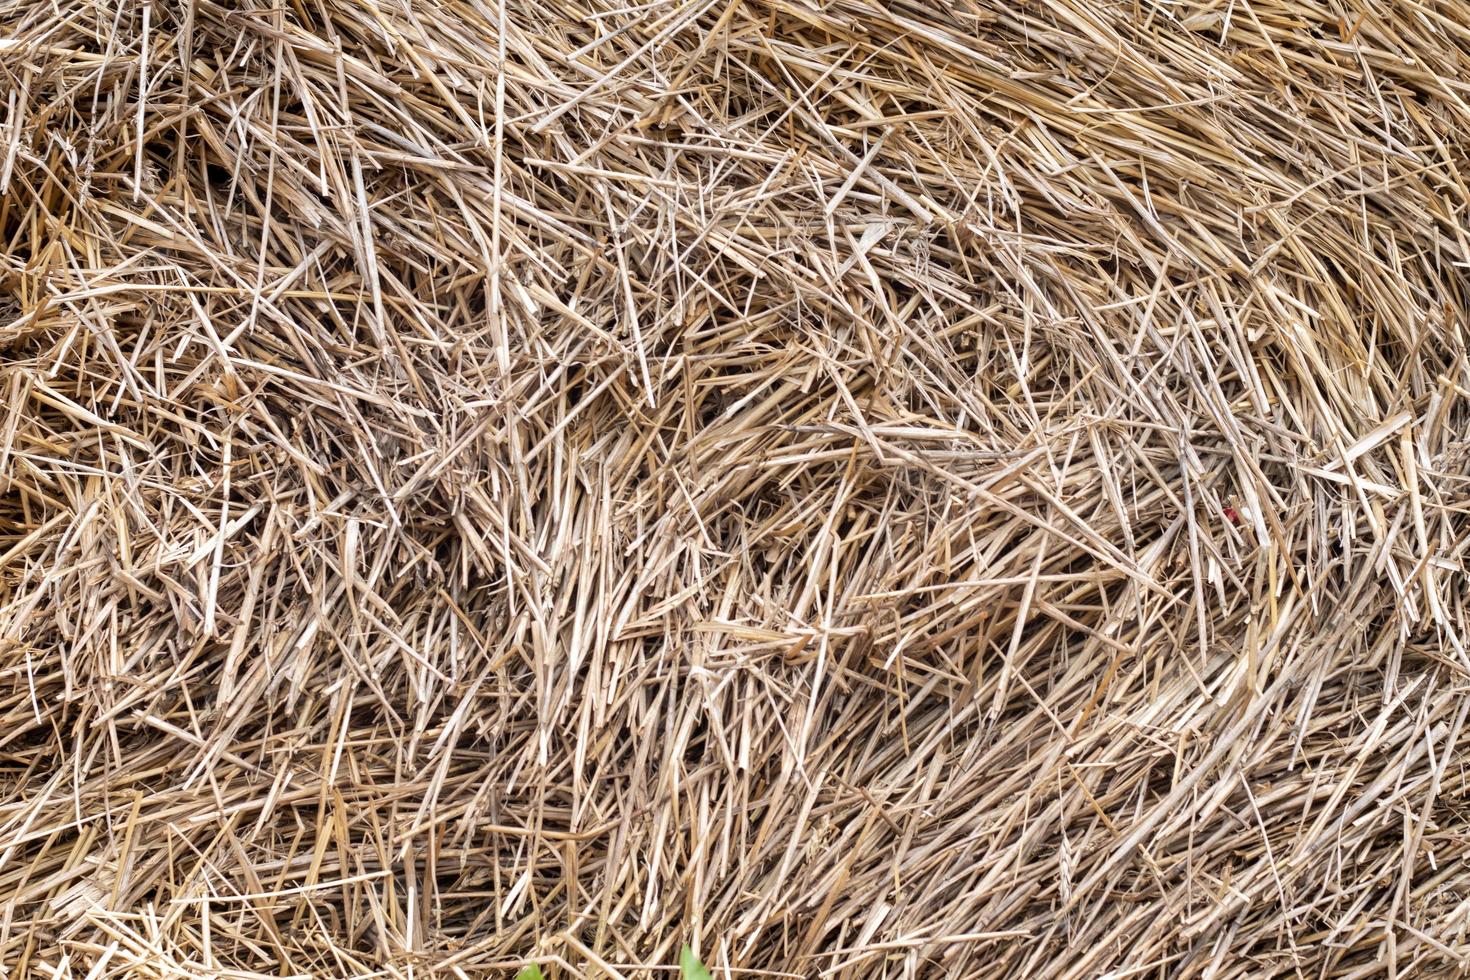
[3,0,1470,976]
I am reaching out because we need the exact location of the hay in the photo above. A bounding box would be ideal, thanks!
[2,0,1469,975]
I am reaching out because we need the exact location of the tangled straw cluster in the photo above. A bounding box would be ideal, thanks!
[3,0,1470,976]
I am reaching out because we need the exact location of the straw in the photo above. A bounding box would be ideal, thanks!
[1,0,1469,976]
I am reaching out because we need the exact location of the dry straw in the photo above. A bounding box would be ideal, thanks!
[2,0,1469,976]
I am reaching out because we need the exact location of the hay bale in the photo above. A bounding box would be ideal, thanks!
[2,0,1468,975]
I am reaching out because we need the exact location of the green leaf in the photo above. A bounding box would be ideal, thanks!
[514,965,545,980]
[679,945,713,980]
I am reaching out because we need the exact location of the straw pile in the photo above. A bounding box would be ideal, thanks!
[3,0,1470,976]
